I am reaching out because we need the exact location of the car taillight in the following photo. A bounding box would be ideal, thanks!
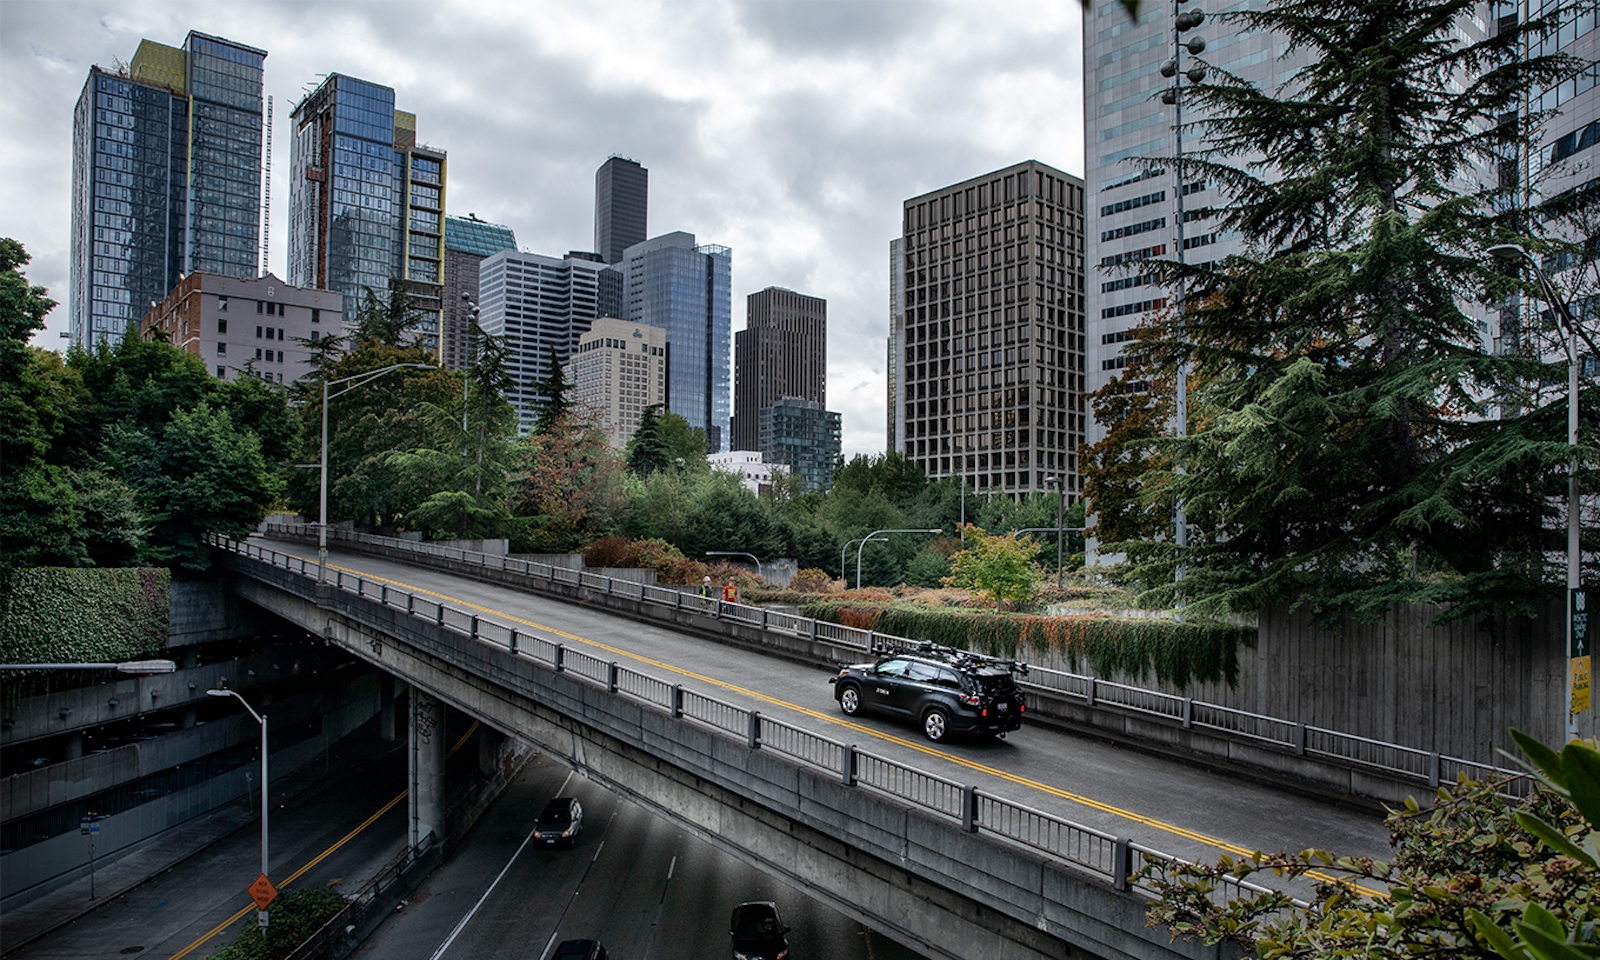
[961,694,981,706]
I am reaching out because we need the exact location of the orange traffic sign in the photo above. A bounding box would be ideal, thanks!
[249,874,277,910]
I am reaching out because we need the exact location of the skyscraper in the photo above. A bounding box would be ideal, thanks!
[889,160,1086,498]
[442,215,517,370]
[732,287,827,451]
[477,249,623,433]
[621,232,732,451]
[69,31,267,351]
[594,156,648,265]
[287,74,447,352]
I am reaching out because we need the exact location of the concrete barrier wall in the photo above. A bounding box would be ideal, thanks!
[0,672,384,908]
[227,558,1244,960]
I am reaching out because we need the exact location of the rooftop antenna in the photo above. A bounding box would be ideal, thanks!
[261,95,273,277]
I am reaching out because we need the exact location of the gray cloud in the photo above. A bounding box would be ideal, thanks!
[2,0,1086,458]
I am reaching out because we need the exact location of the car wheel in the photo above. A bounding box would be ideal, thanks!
[839,684,862,716]
[922,707,949,742]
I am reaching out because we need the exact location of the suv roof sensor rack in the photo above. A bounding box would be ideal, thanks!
[870,640,1030,677]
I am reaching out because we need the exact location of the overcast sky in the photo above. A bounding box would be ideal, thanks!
[1,0,1086,458]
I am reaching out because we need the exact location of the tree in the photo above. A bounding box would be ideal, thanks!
[1106,0,1592,624]
[942,525,1042,612]
[513,413,628,551]
[1142,730,1598,960]
[348,286,422,349]
[530,345,573,435]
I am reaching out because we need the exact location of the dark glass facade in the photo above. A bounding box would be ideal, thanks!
[732,286,826,451]
[594,156,648,265]
[621,233,732,452]
[759,397,842,492]
[69,31,265,350]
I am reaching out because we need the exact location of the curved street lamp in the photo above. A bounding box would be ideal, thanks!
[207,688,271,929]
[705,551,763,579]
[320,363,436,580]
[841,538,888,584]
[856,529,942,589]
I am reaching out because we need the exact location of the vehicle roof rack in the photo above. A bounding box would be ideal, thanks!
[870,640,1029,676]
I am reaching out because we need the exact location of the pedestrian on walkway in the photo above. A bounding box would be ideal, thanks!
[722,579,739,604]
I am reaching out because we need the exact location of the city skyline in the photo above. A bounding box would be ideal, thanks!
[2,1,1086,459]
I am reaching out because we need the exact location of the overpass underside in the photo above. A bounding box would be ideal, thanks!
[225,552,1236,960]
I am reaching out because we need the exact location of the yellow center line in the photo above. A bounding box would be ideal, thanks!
[166,720,481,959]
[316,553,1387,900]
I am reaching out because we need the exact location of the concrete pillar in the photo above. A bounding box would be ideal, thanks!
[477,726,503,777]
[180,647,199,670]
[379,676,396,742]
[64,732,84,761]
[180,706,197,730]
[409,691,445,849]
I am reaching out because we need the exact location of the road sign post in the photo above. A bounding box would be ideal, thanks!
[1573,589,1591,721]
[249,872,277,929]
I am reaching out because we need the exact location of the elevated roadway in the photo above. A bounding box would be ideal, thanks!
[225,537,1393,960]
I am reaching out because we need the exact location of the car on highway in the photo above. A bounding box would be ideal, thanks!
[829,642,1028,742]
[534,797,584,847]
[729,900,789,959]
[549,939,606,960]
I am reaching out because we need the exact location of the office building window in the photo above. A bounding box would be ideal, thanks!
[216,365,226,377]
[218,297,228,311]
[217,342,226,356]
[218,318,227,334]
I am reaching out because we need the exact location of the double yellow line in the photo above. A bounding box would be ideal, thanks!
[324,560,1387,900]
[167,724,479,959]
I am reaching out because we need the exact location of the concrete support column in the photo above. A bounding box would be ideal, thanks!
[409,690,445,849]
[379,676,396,742]
[477,726,503,777]
[180,706,197,730]
[64,732,84,761]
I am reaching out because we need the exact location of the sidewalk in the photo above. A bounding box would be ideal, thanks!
[2,729,407,956]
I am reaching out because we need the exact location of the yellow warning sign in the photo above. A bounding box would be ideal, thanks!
[1574,656,1591,716]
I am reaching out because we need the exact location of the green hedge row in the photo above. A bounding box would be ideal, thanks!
[1,567,170,677]
[799,600,1250,690]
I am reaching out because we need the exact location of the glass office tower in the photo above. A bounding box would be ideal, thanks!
[621,232,733,452]
[69,31,266,350]
[595,156,648,265]
[288,74,446,352]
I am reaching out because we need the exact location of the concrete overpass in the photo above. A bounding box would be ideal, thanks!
[214,531,1429,960]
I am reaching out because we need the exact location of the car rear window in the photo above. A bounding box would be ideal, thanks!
[539,806,571,824]
[970,672,1016,695]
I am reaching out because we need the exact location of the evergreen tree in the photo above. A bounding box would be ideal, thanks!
[626,404,670,476]
[348,286,422,348]
[531,346,573,435]
[1103,0,1593,624]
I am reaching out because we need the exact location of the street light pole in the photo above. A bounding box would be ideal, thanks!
[1044,475,1065,589]
[207,689,269,928]
[1489,243,1584,741]
[842,538,887,585]
[705,551,763,579]
[319,363,436,581]
[856,529,942,590]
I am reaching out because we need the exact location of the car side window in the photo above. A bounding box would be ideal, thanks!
[875,658,909,677]
[937,668,963,689]
[905,661,941,683]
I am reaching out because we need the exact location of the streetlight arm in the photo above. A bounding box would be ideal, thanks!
[0,660,178,673]
[855,529,942,590]
[1490,244,1600,362]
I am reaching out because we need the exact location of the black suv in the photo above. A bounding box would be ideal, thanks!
[829,642,1028,742]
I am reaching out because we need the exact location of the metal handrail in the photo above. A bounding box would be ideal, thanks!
[245,523,1525,789]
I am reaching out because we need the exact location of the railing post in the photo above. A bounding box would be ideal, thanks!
[1428,751,1441,789]
[1182,698,1193,729]
[672,684,684,718]
[508,629,519,654]
[608,662,619,693]
[760,610,768,630]
[436,605,445,627]
[842,744,857,786]
[553,645,565,672]
[380,584,388,605]
[1112,837,1134,891]
[469,615,479,640]
[809,619,818,642]
[748,711,761,749]
[962,785,979,833]
[1087,677,1097,707]
[406,594,414,616]
[1294,722,1307,756]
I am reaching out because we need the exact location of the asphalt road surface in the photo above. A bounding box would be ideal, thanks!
[354,751,928,960]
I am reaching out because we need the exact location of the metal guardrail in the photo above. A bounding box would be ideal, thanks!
[219,533,1302,904]
[257,522,1527,797]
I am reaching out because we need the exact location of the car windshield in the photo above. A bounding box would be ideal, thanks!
[734,908,781,937]
[538,807,571,825]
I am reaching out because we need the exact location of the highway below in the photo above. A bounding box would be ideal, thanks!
[256,540,1397,899]
[355,751,927,960]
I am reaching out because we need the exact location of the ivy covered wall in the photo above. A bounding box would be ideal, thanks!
[1,568,170,669]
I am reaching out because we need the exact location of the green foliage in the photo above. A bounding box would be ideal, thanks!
[513,414,628,552]
[1099,0,1594,625]
[530,345,573,435]
[1143,732,1598,959]
[204,888,349,960]
[787,568,838,593]
[0,567,169,689]
[942,525,1043,612]
[348,286,423,349]
[799,599,1246,689]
